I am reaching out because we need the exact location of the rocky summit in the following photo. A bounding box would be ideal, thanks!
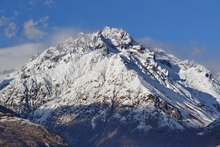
[0,27,220,146]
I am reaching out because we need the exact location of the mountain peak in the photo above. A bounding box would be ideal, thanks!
[1,27,220,146]
[0,27,220,136]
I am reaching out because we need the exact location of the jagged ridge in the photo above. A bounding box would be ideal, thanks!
[0,26,220,133]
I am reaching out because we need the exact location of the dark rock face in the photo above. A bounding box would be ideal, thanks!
[0,79,14,90]
[0,105,68,147]
[34,103,197,147]
[34,101,220,147]
[0,105,18,115]
[147,94,182,120]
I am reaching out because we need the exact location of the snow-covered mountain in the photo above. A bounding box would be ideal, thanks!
[0,27,220,146]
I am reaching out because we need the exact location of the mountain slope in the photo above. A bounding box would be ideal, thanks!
[0,27,220,146]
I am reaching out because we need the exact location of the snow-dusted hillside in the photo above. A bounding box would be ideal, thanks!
[0,27,220,143]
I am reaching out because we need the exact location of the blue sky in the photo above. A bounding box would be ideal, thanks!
[0,0,220,74]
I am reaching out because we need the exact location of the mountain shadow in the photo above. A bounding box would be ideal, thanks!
[34,102,220,147]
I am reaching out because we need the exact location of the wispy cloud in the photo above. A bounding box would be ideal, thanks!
[0,26,90,72]
[23,19,45,40]
[0,19,3,26]
[200,60,220,75]
[23,16,49,40]
[0,43,48,72]
[188,40,207,57]
[29,0,35,5]
[0,16,15,26]
[0,27,219,76]
[4,22,17,38]
[43,0,55,6]
[13,11,19,17]
[48,27,91,45]
[29,0,56,7]
[191,48,206,56]
[139,37,209,59]
[138,37,175,53]
[0,16,17,38]
[215,73,220,81]
[139,36,219,75]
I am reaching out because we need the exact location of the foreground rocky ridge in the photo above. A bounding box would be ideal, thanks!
[0,27,220,146]
[0,105,68,147]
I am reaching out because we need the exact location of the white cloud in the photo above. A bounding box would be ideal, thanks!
[139,36,219,75]
[191,48,206,56]
[0,19,3,27]
[215,73,220,81]
[139,37,210,59]
[29,0,55,7]
[0,43,48,72]
[1,26,218,76]
[0,16,10,26]
[4,22,17,38]
[0,26,91,73]
[138,37,175,53]
[29,0,36,5]
[23,17,48,40]
[200,60,220,75]
[39,16,49,28]
[43,0,56,8]
[43,0,54,5]
[23,19,45,40]
[14,11,19,17]
[0,16,17,38]
[188,40,207,57]
[48,27,91,45]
